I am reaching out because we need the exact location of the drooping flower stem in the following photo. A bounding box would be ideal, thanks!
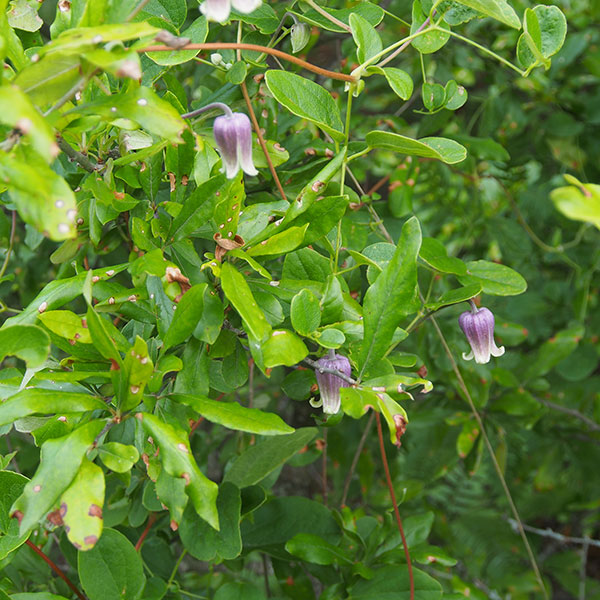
[375,412,414,600]
[181,102,233,120]
[427,311,549,600]
[139,43,356,83]
[468,299,478,313]
[240,80,287,201]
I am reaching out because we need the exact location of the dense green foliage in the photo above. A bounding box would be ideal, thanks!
[0,1,599,599]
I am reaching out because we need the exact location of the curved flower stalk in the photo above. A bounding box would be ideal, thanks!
[200,0,262,23]
[314,352,352,415]
[458,305,505,364]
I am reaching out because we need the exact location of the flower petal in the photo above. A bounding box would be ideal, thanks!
[231,0,262,14]
[200,0,231,23]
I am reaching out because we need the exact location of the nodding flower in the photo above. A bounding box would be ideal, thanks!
[458,304,505,364]
[314,352,352,415]
[200,0,261,23]
[213,111,258,179]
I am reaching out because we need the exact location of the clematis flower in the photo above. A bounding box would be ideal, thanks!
[458,305,505,364]
[314,352,352,415]
[213,112,258,179]
[200,0,262,23]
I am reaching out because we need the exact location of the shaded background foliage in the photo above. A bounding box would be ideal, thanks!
[0,1,599,600]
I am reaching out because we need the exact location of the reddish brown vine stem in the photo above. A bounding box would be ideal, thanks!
[375,412,414,600]
[138,43,356,83]
[135,513,157,551]
[25,539,88,600]
[240,80,287,201]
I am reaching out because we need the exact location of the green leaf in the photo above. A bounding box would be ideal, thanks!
[262,329,309,368]
[458,260,527,296]
[3,265,127,326]
[286,533,352,565]
[220,262,271,342]
[366,131,467,164]
[419,237,467,274]
[0,152,77,240]
[524,326,583,380]
[265,70,344,141]
[550,177,600,229]
[517,6,566,70]
[78,528,146,600]
[425,284,482,311]
[168,174,227,241]
[422,82,445,111]
[411,0,450,54]
[368,66,413,100]
[0,325,50,369]
[172,394,294,435]
[7,0,42,32]
[453,0,520,29]
[246,224,308,258]
[146,16,207,65]
[162,285,206,351]
[46,22,159,54]
[0,86,58,161]
[0,389,106,428]
[224,427,317,488]
[98,442,140,473]
[136,412,219,529]
[350,13,383,63]
[60,458,105,551]
[179,482,241,561]
[213,583,265,600]
[85,304,123,367]
[290,289,321,336]
[0,470,29,560]
[38,310,91,344]
[11,420,105,537]
[291,2,383,33]
[13,53,81,107]
[137,0,187,28]
[359,217,421,376]
[120,336,154,412]
[73,87,185,143]
[349,565,442,600]
[241,496,340,550]
[444,79,468,110]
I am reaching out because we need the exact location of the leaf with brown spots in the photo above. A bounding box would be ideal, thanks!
[136,412,219,530]
[10,420,104,537]
[59,458,105,551]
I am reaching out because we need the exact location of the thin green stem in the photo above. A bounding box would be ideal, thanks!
[334,88,354,272]
[347,147,371,162]
[352,26,434,78]
[439,28,527,77]
[419,52,427,83]
[0,211,16,280]
[381,8,410,27]
[167,548,188,586]
[428,311,548,599]
[303,0,351,32]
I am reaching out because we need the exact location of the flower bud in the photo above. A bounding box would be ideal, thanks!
[458,306,505,364]
[314,353,352,415]
[290,23,311,54]
[213,112,258,179]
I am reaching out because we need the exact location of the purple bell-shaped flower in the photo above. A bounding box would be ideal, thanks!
[200,0,262,23]
[314,352,352,415]
[213,112,258,179]
[458,305,505,364]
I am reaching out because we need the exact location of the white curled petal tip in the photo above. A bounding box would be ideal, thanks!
[491,343,505,358]
[200,0,231,23]
[231,0,262,14]
[462,350,474,362]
